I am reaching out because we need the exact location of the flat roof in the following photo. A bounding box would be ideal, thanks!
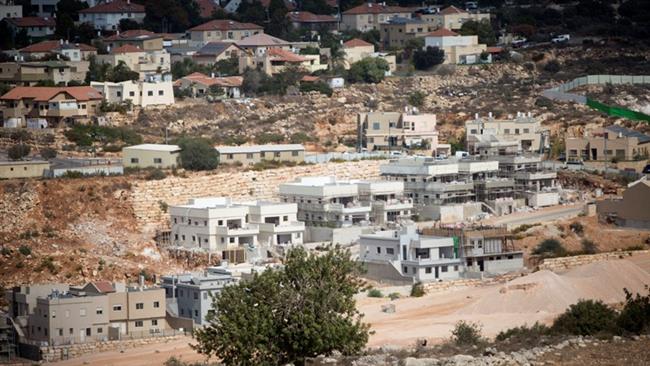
[123,144,180,152]
[215,144,304,154]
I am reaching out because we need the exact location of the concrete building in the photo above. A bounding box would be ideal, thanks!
[493,154,559,208]
[565,125,650,162]
[161,268,235,326]
[342,38,397,73]
[188,19,264,46]
[97,45,171,80]
[423,28,487,64]
[0,61,90,87]
[5,16,55,39]
[597,177,650,229]
[357,180,413,225]
[341,2,413,32]
[16,40,97,61]
[0,86,103,127]
[0,160,50,179]
[28,0,57,17]
[122,144,181,169]
[236,34,326,75]
[360,224,462,283]
[173,72,242,99]
[215,144,305,165]
[240,200,305,248]
[192,42,244,66]
[287,11,338,31]
[357,110,450,155]
[91,77,175,107]
[45,157,123,178]
[416,5,490,30]
[104,29,164,51]
[0,2,22,19]
[466,112,547,154]
[379,17,435,49]
[79,0,146,31]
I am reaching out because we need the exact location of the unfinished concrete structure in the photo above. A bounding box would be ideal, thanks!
[597,177,650,229]
[466,112,547,154]
[493,154,559,208]
[565,125,650,162]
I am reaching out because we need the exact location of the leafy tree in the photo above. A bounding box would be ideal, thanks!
[451,321,484,346]
[8,144,31,160]
[459,19,496,46]
[617,287,650,335]
[407,91,426,107]
[213,58,239,76]
[236,0,266,24]
[412,46,445,70]
[54,0,88,39]
[14,28,30,49]
[552,299,617,336]
[265,0,291,38]
[301,0,335,15]
[119,18,141,31]
[108,61,140,82]
[208,84,224,97]
[533,238,566,257]
[242,68,265,95]
[581,239,598,254]
[403,37,424,60]
[178,137,219,171]
[143,0,201,33]
[192,247,369,365]
[40,147,58,160]
[346,57,389,84]
[300,81,333,97]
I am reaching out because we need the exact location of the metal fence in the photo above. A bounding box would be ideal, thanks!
[304,151,392,164]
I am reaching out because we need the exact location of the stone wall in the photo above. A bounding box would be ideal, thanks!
[423,272,522,293]
[538,250,650,272]
[39,334,187,363]
[131,160,386,229]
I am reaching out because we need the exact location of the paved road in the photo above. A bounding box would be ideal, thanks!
[481,203,585,228]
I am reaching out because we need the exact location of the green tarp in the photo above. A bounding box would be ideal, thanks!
[586,98,650,122]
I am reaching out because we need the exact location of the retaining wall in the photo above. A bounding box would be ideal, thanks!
[131,160,386,229]
[538,250,650,272]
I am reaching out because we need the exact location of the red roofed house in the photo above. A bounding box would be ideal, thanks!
[341,2,413,32]
[188,19,264,45]
[97,44,171,80]
[424,28,488,64]
[0,86,103,127]
[287,11,338,31]
[104,29,164,51]
[192,42,244,66]
[5,16,55,38]
[416,5,490,30]
[174,72,243,98]
[18,40,97,61]
[236,34,326,75]
[79,0,146,31]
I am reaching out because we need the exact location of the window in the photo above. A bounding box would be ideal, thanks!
[425,267,432,274]
[69,328,73,335]
[454,265,459,271]
[470,129,477,134]
[386,248,394,255]
[376,247,381,254]
[113,305,122,311]
[130,158,139,163]
[504,129,510,134]
[515,129,520,134]
[80,308,86,317]
[194,292,198,300]
[229,237,235,243]
[194,310,199,317]
[203,292,208,300]
[116,91,122,97]
[58,328,63,336]
[147,91,153,96]
[153,158,162,164]
[292,151,299,156]
[227,154,233,160]
[135,321,143,327]
[96,307,103,315]
[274,152,281,158]
[97,327,103,334]
[151,319,158,326]
[52,311,56,318]
[246,153,253,159]
[153,301,160,308]
[129,91,135,97]
[441,266,448,272]
[372,122,380,130]
[136,303,144,310]
[523,128,530,133]
[283,215,288,221]
[86,328,91,336]
[158,90,164,96]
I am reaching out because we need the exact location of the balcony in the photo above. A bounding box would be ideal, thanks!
[481,179,515,189]
[425,181,474,192]
[215,223,259,236]
[373,198,413,211]
[402,257,461,266]
[257,221,305,233]
[326,201,371,214]
[514,171,557,181]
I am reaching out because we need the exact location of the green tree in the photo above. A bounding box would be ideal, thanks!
[213,58,239,76]
[459,19,496,46]
[412,46,445,70]
[408,91,426,107]
[143,0,201,33]
[192,247,369,365]
[119,18,141,31]
[40,147,58,160]
[108,61,139,82]
[265,0,291,38]
[54,0,88,39]
[178,137,219,171]
[346,57,389,84]
[533,238,566,257]
[552,299,618,336]
[8,144,31,160]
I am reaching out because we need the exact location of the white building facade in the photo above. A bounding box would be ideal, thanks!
[91,77,174,107]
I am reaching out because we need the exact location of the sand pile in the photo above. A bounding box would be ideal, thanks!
[456,259,650,316]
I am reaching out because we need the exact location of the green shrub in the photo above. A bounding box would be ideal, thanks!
[178,137,219,171]
[569,222,584,235]
[62,171,84,179]
[289,132,316,144]
[300,81,333,97]
[495,322,551,342]
[103,144,123,152]
[552,299,617,336]
[451,320,484,346]
[388,292,400,300]
[533,239,567,257]
[407,91,426,107]
[581,239,598,254]
[40,147,57,160]
[511,223,540,234]
[8,144,31,160]
[367,288,383,298]
[255,133,284,144]
[18,245,31,256]
[146,168,167,180]
[617,287,650,335]
[1,247,12,256]
[410,282,426,297]
[544,60,561,73]
[10,129,32,142]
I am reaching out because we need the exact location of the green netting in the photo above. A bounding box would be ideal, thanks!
[586,98,650,122]
[453,236,459,258]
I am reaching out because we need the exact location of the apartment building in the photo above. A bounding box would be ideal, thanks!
[215,144,305,165]
[416,5,490,30]
[97,45,171,80]
[161,268,236,326]
[188,19,264,45]
[342,38,397,72]
[0,61,89,87]
[0,2,22,19]
[565,125,650,162]
[79,0,146,31]
[423,28,487,64]
[425,226,524,276]
[287,11,338,31]
[379,17,436,49]
[597,177,650,230]
[241,200,305,247]
[236,34,326,75]
[91,77,175,107]
[104,29,164,51]
[466,112,546,154]
[173,72,243,99]
[357,111,450,155]
[360,224,462,283]
[122,144,181,169]
[29,0,57,17]
[17,40,97,61]
[493,154,559,208]
[357,181,413,224]
[5,16,55,38]
[0,86,103,127]
[0,160,50,178]
[341,2,413,32]
[192,42,244,66]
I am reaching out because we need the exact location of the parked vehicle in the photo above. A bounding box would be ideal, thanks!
[511,38,527,48]
[552,34,571,43]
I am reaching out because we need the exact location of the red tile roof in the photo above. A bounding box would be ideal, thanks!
[80,0,145,14]
[426,28,459,37]
[188,19,263,32]
[104,29,161,41]
[176,72,243,87]
[0,86,103,102]
[20,40,96,53]
[343,3,412,15]
[267,48,307,62]
[196,0,220,18]
[110,44,143,54]
[89,281,115,293]
[237,33,289,47]
[287,11,337,23]
[486,46,503,53]
[301,75,319,82]
[7,16,55,27]
[343,38,374,48]
[439,5,467,15]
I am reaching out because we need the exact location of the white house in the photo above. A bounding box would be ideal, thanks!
[79,0,146,31]
[91,76,174,107]
[423,28,487,64]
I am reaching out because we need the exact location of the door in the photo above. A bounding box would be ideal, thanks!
[591,148,597,160]
[435,266,439,279]
[478,260,484,272]
[79,329,85,343]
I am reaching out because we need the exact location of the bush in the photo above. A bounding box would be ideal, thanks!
[367,288,383,298]
[617,287,650,335]
[569,222,584,235]
[410,282,426,297]
[451,321,484,346]
[300,81,333,97]
[408,91,426,107]
[10,129,32,142]
[532,239,566,257]
[255,133,284,144]
[412,46,445,70]
[19,245,31,256]
[178,137,219,171]
[388,292,400,300]
[8,144,31,160]
[40,147,57,160]
[581,239,598,254]
[146,168,167,180]
[496,322,552,342]
[289,132,316,144]
[544,60,561,73]
[552,299,617,336]
[346,57,389,84]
